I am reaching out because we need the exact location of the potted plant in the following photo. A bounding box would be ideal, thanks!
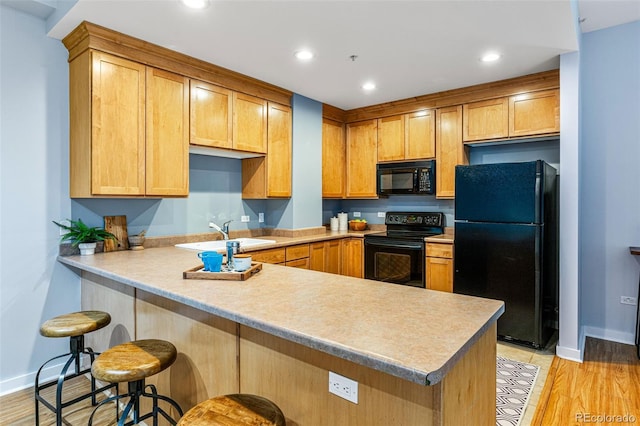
[53,218,116,255]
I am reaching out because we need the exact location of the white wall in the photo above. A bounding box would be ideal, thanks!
[556,51,583,361]
[580,20,640,344]
[0,4,78,394]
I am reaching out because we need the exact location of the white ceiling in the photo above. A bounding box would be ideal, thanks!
[36,0,638,110]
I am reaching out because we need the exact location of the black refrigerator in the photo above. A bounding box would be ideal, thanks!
[454,160,558,348]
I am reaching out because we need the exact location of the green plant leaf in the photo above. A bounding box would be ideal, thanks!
[53,218,116,247]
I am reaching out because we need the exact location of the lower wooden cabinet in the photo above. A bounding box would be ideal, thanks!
[341,238,364,278]
[309,240,342,274]
[285,244,310,269]
[251,248,285,264]
[251,239,360,276]
[425,242,453,292]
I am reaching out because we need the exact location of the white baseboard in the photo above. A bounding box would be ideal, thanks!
[0,356,93,397]
[555,326,586,362]
[583,326,636,345]
[556,344,584,362]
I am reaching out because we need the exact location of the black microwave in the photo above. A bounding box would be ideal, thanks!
[377,160,435,196]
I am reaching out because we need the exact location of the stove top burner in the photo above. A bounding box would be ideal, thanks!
[365,212,445,241]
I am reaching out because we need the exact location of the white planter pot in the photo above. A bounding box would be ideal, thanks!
[78,242,97,256]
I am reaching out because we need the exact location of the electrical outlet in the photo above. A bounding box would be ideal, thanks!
[58,219,70,235]
[258,212,264,223]
[328,371,358,404]
[240,215,250,223]
[620,296,637,305]
[353,211,361,218]
[378,211,386,218]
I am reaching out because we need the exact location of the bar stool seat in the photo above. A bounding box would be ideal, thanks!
[40,310,111,337]
[35,310,116,426]
[89,339,183,426]
[177,394,286,426]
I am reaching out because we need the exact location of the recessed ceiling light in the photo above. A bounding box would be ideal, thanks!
[362,82,376,91]
[181,0,209,9]
[481,52,501,63]
[294,50,314,61]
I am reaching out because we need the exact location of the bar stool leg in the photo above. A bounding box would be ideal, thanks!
[35,335,117,426]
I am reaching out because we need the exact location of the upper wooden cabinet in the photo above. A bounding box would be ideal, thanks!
[266,102,292,197]
[242,102,292,198]
[509,89,560,137]
[69,50,188,197]
[405,110,436,160]
[322,119,346,198]
[233,92,267,154]
[346,120,378,198]
[145,68,190,196]
[436,106,468,199]
[463,89,560,142]
[377,110,435,162]
[377,115,405,162]
[190,80,233,149]
[463,98,509,142]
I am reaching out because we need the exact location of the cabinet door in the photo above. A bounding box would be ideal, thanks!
[463,98,509,142]
[324,239,342,275]
[346,120,378,198]
[285,244,310,262]
[266,103,292,197]
[146,68,189,196]
[233,92,267,153]
[91,51,146,195]
[509,89,559,137]
[190,80,232,149]
[309,242,326,272]
[322,119,346,198]
[251,248,286,264]
[341,238,363,278]
[377,115,405,162]
[435,106,467,199]
[405,110,435,160]
[425,257,453,292]
[285,258,310,269]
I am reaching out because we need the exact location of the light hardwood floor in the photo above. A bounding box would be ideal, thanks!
[1,337,637,425]
[532,337,640,425]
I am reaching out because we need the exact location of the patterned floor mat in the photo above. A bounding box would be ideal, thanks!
[496,356,540,426]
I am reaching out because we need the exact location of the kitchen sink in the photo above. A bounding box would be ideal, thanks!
[175,238,276,252]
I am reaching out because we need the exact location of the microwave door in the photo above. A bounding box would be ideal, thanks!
[378,168,416,195]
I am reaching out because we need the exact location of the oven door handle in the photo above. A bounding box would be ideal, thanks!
[364,240,424,250]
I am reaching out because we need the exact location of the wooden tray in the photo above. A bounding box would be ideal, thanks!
[183,262,262,281]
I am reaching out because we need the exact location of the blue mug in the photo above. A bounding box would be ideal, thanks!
[198,251,223,272]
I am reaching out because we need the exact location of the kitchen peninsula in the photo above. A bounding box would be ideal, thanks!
[58,243,503,425]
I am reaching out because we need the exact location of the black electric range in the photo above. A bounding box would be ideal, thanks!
[364,212,445,288]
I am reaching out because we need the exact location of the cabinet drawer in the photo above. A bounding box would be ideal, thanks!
[251,248,285,264]
[286,244,310,261]
[285,258,309,269]
[425,243,453,259]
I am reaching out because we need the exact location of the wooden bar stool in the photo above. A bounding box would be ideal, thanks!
[35,310,117,426]
[88,339,183,426]
[177,394,286,426]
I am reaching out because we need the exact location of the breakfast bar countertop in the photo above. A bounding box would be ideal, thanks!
[58,246,503,386]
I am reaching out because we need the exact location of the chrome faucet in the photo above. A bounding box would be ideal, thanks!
[209,220,232,240]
